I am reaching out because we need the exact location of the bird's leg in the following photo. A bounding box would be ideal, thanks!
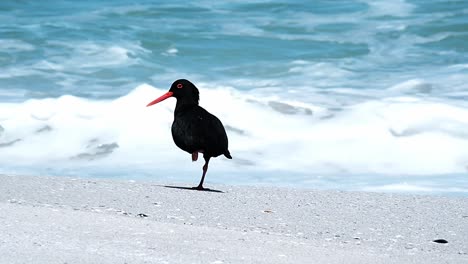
[194,156,210,190]
[192,152,198,162]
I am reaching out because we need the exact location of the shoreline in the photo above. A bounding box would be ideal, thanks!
[0,174,467,263]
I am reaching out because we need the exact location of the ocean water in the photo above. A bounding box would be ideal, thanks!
[1,0,468,195]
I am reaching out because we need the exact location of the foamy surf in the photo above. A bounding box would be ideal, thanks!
[1,0,468,194]
[1,82,468,194]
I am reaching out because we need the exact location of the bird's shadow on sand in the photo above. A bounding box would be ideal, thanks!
[161,185,224,193]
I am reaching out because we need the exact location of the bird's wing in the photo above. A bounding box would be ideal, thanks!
[196,108,229,155]
[171,107,229,156]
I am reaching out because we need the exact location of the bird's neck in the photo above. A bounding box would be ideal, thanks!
[174,99,198,116]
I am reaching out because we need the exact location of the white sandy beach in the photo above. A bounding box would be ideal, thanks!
[0,174,467,264]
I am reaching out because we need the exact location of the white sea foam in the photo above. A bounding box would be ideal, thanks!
[0,0,467,195]
[362,0,415,17]
[1,82,468,179]
[36,41,147,72]
[387,79,433,94]
[288,62,352,79]
[162,47,178,56]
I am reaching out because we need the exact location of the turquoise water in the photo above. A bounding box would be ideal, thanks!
[1,0,468,195]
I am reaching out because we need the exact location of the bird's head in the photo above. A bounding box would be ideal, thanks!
[146,79,200,107]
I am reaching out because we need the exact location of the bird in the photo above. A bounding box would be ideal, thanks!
[146,79,232,190]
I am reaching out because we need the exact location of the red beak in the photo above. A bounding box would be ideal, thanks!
[146,91,174,107]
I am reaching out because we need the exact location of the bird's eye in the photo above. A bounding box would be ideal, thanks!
[177,83,183,89]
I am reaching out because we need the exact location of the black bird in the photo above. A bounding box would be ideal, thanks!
[146,79,232,190]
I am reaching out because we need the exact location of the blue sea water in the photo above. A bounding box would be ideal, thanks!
[1,0,468,195]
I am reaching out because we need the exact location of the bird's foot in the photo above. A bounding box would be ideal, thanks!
[192,185,208,191]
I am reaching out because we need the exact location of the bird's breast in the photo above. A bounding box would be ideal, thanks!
[171,115,201,154]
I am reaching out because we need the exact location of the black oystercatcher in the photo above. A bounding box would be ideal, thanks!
[147,79,232,190]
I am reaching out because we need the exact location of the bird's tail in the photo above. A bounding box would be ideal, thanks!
[224,150,232,159]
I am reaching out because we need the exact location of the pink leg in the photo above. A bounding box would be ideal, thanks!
[192,152,198,162]
[192,150,204,162]
[194,156,210,190]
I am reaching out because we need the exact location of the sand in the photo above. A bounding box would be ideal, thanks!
[0,174,467,263]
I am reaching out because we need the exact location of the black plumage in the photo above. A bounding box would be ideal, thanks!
[147,79,232,190]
